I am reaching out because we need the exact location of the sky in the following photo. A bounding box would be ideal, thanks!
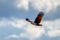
[0,0,60,40]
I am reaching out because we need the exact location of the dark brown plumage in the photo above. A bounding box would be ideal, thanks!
[26,12,44,26]
[34,12,44,25]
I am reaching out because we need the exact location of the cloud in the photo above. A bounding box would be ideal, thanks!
[0,18,26,28]
[5,34,19,39]
[30,0,60,12]
[47,30,60,37]
[4,18,60,40]
[5,25,45,40]
[15,0,60,12]
[25,24,45,38]
[43,19,60,30]
[0,0,60,13]
[10,19,26,28]
[15,0,29,10]
[43,19,60,37]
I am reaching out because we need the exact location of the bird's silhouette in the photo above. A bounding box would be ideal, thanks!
[26,12,44,26]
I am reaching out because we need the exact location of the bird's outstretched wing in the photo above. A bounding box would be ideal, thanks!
[34,12,44,24]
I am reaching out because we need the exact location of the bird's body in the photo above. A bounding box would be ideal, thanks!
[26,12,44,26]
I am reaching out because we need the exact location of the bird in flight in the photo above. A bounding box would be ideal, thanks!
[26,12,44,26]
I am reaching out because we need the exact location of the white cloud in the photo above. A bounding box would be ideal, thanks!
[47,30,60,37]
[30,0,60,12]
[0,18,9,27]
[42,19,60,37]
[0,18,26,28]
[25,24,45,38]
[19,33,28,38]
[0,18,59,39]
[15,0,60,12]
[1,0,60,12]
[10,19,26,28]
[5,34,19,39]
[43,19,60,30]
[15,0,29,10]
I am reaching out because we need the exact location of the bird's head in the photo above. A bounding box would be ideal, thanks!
[26,18,29,21]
